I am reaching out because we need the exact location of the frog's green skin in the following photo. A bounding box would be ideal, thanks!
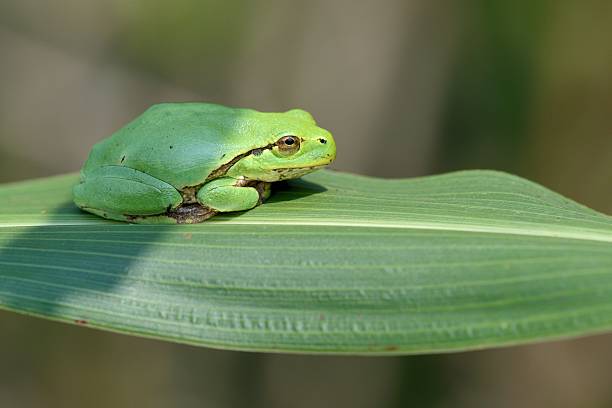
[73,103,336,223]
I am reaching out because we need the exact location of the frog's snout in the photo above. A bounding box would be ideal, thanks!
[318,134,336,164]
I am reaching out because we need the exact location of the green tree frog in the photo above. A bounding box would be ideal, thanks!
[73,103,336,223]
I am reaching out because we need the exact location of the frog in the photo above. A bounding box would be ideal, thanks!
[73,102,336,223]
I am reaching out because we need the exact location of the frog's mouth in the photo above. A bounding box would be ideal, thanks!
[271,164,327,180]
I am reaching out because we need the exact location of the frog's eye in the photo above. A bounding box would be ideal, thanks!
[276,135,300,156]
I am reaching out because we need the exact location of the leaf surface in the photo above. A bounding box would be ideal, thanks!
[1,170,611,354]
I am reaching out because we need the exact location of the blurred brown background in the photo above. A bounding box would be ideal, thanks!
[1,1,612,407]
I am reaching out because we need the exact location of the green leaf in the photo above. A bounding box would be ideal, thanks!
[1,170,612,354]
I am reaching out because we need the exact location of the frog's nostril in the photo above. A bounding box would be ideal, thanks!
[318,138,327,144]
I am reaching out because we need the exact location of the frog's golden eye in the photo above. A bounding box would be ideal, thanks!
[276,135,300,155]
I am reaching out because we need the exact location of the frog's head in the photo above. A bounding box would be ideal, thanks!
[229,108,337,182]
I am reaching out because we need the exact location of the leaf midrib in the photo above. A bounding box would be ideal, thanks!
[2,217,612,244]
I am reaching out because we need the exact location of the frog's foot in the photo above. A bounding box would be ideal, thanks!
[196,177,271,213]
[73,165,183,223]
[253,180,272,202]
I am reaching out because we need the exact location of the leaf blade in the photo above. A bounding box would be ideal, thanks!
[1,170,612,354]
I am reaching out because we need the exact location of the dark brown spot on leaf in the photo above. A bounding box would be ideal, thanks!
[167,204,218,224]
[125,204,217,224]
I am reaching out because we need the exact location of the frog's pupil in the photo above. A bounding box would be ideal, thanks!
[285,137,295,145]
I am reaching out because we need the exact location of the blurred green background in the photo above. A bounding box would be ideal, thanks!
[1,1,612,407]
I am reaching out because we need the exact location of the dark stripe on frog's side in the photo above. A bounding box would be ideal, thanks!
[204,141,277,181]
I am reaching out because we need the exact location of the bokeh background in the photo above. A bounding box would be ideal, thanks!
[1,1,612,407]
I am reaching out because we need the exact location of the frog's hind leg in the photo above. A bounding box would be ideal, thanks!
[73,165,183,223]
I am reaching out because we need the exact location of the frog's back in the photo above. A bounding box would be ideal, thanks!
[82,103,261,189]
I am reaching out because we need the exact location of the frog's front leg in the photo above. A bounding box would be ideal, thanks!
[196,177,271,213]
[73,165,182,222]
